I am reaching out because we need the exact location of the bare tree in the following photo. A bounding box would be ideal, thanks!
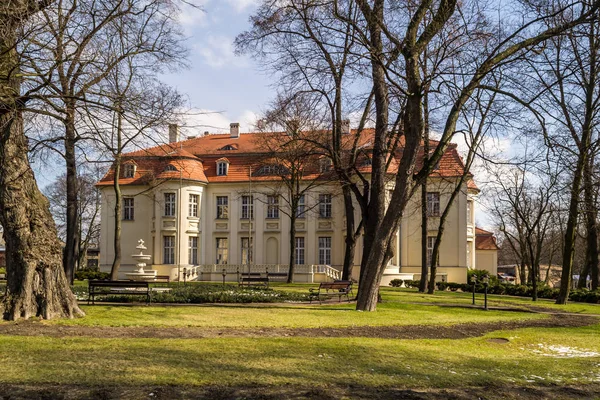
[0,0,82,320]
[256,99,334,282]
[21,0,186,282]
[506,7,600,303]
[489,165,558,300]
[44,169,102,268]
[354,0,599,311]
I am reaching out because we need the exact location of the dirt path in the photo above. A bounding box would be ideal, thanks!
[1,382,599,400]
[0,313,595,340]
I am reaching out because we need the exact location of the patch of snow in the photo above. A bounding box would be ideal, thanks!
[532,344,600,358]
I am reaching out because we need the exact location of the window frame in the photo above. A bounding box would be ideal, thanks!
[163,236,175,264]
[164,193,176,217]
[216,196,229,219]
[296,194,306,218]
[427,236,437,266]
[241,195,254,219]
[426,192,440,217]
[216,161,228,176]
[216,237,229,264]
[188,236,198,265]
[295,236,305,265]
[241,237,253,264]
[318,236,332,265]
[266,195,279,219]
[123,197,134,220]
[319,194,332,218]
[189,194,199,217]
[123,164,135,178]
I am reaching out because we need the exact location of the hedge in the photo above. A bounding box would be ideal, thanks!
[434,281,599,304]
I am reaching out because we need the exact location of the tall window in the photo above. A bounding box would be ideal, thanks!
[296,195,306,218]
[189,194,199,217]
[217,161,228,176]
[241,195,254,219]
[164,193,176,216]
[319,194,332,218]
[267,195,279,219]
[163,236,175,264]
[123,197,134,220]
[216,238,228,264]
[427,236,437,266]
[216,196,228,219]
[188,236,198,265]
[318,237,332,265]
[241,237,253,264]
[123,164,135,178]
[426,192,440,217]
[295,237,305,265]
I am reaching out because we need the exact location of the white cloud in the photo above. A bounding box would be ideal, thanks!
[176,109,259,137]
[176,1,209,31]
[224,0,259,13]
[197,35,247,68]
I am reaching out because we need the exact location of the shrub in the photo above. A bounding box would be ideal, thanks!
[467,269,499,286]
[404,280,421,288]
[75,268,110,281]
[569,290,600,304]
[389,279,404,287]
[436,282,449,291]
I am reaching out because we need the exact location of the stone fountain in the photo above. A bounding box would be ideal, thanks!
[125,239,157,281]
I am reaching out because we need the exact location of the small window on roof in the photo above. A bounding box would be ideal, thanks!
[123,163,136,178]
[220,144,237,151]
[217,161,228,176]
[164,165,178,172]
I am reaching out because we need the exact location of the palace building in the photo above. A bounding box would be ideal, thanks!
[96,123,497,284]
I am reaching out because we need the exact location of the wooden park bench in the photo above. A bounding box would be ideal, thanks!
[239,273,269,288]
[88,280,151,305]
[309,280,354,304]
[266,272,288,282]
[154,275,171,283]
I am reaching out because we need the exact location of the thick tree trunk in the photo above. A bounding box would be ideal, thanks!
[63,108,79,284]
[556,153,586,304]
[342,186,360,281]
[581,157,598,290]
[0,19,82,320]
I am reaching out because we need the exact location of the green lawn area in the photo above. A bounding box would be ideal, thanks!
[0,286,598,399]
[47,301,544,328]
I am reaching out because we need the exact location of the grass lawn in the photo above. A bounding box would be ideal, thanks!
[46,301,545,328]
[0,286,598,399]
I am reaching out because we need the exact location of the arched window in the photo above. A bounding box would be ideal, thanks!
[220,144,237,151]
[164,165,178,172]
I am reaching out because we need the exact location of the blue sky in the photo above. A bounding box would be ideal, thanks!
[162,0,268,136]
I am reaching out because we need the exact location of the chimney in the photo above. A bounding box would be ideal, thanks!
[341,119,351,134]
[168,124,180,143]
[230,122,240,138]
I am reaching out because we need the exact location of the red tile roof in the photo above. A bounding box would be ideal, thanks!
[98,129,474,186]
[475,227,499,250]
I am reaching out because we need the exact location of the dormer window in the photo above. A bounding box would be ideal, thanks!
[123,163,136,178]
[217,160,229,176]
[164,165,178,172]
[319,158,332,173]
[220,144,237,151]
